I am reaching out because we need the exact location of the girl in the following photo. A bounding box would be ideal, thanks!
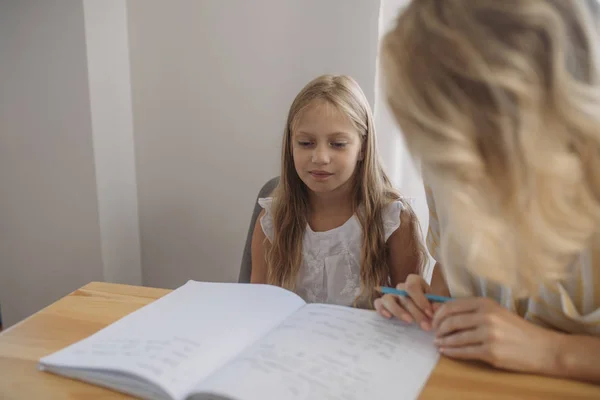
[375,0,600,382]
[251,74,427,308]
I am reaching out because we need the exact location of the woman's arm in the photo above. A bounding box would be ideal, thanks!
[387,209,424,286]
[250,210,268,284]
[552,334,600,382]
[432,296,600,383]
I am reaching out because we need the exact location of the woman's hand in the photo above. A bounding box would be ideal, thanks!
[375,282,563,375]
[374,274,441,331]
[432,297,561,374]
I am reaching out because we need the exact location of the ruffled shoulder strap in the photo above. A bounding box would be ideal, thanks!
[257,197,274,242]
[383,200,405,241]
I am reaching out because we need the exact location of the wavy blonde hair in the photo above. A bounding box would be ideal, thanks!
[382,0,600,295]
[266,74,426,306]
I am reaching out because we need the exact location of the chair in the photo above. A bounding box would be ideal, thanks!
[238,176,280,283]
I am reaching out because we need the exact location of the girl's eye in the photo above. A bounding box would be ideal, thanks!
[297,141,314,147]
[330,142,347,149]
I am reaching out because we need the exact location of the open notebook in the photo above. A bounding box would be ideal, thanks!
[39,281,440,400]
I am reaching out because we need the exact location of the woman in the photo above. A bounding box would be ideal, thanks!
[375,0,600,382]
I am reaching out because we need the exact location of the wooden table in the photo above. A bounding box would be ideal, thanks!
[1,282,599,399]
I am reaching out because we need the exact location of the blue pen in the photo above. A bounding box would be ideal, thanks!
[376,286,452,303]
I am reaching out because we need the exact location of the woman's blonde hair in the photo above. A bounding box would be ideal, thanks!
[266,74,426,306]
[382,0,600,294]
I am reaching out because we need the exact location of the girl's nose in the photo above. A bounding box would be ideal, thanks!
[312,145,331,164]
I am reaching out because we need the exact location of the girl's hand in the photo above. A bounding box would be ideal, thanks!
[432,297,560,373]
[374,274,440,331]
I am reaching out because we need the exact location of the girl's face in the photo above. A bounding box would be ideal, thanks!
[291,100,363,195]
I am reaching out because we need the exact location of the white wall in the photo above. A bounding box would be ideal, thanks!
[0,0,142,328]
[0,0,383,325]
[127,0,382,288]
[83,0,142,285]
[0,0,104,327]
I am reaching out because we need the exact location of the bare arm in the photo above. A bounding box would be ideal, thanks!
[429,261,450,297]
[377,203,448,325]
[387,209,423,287]
[250,210,268,284]
[550,334,600,382]
[423,183,450,297]
[431,295,600,382]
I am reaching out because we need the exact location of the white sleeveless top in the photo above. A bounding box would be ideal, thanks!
[258,198,405,306]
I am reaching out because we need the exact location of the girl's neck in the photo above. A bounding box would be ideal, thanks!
[308,183,354,215]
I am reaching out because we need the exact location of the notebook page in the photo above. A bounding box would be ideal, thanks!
[190,303,439,400]
[39,281,306,400]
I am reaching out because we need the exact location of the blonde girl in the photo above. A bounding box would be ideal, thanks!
[251,74,427,308]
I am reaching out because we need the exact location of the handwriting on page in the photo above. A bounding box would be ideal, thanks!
[194,304,439,400]
[70,336,203,380]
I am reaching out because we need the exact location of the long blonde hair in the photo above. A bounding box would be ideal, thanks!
[266,74,426,305]
[382,0,600,295]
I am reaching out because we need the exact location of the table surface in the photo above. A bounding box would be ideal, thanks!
[1,281,599,399]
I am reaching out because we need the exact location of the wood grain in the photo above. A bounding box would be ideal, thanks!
[0,282,598,399]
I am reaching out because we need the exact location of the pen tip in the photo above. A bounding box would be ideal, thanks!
[374,286,383,292]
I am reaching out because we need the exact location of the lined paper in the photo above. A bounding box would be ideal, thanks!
[40,281,306,400]
[192,304,439,400]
